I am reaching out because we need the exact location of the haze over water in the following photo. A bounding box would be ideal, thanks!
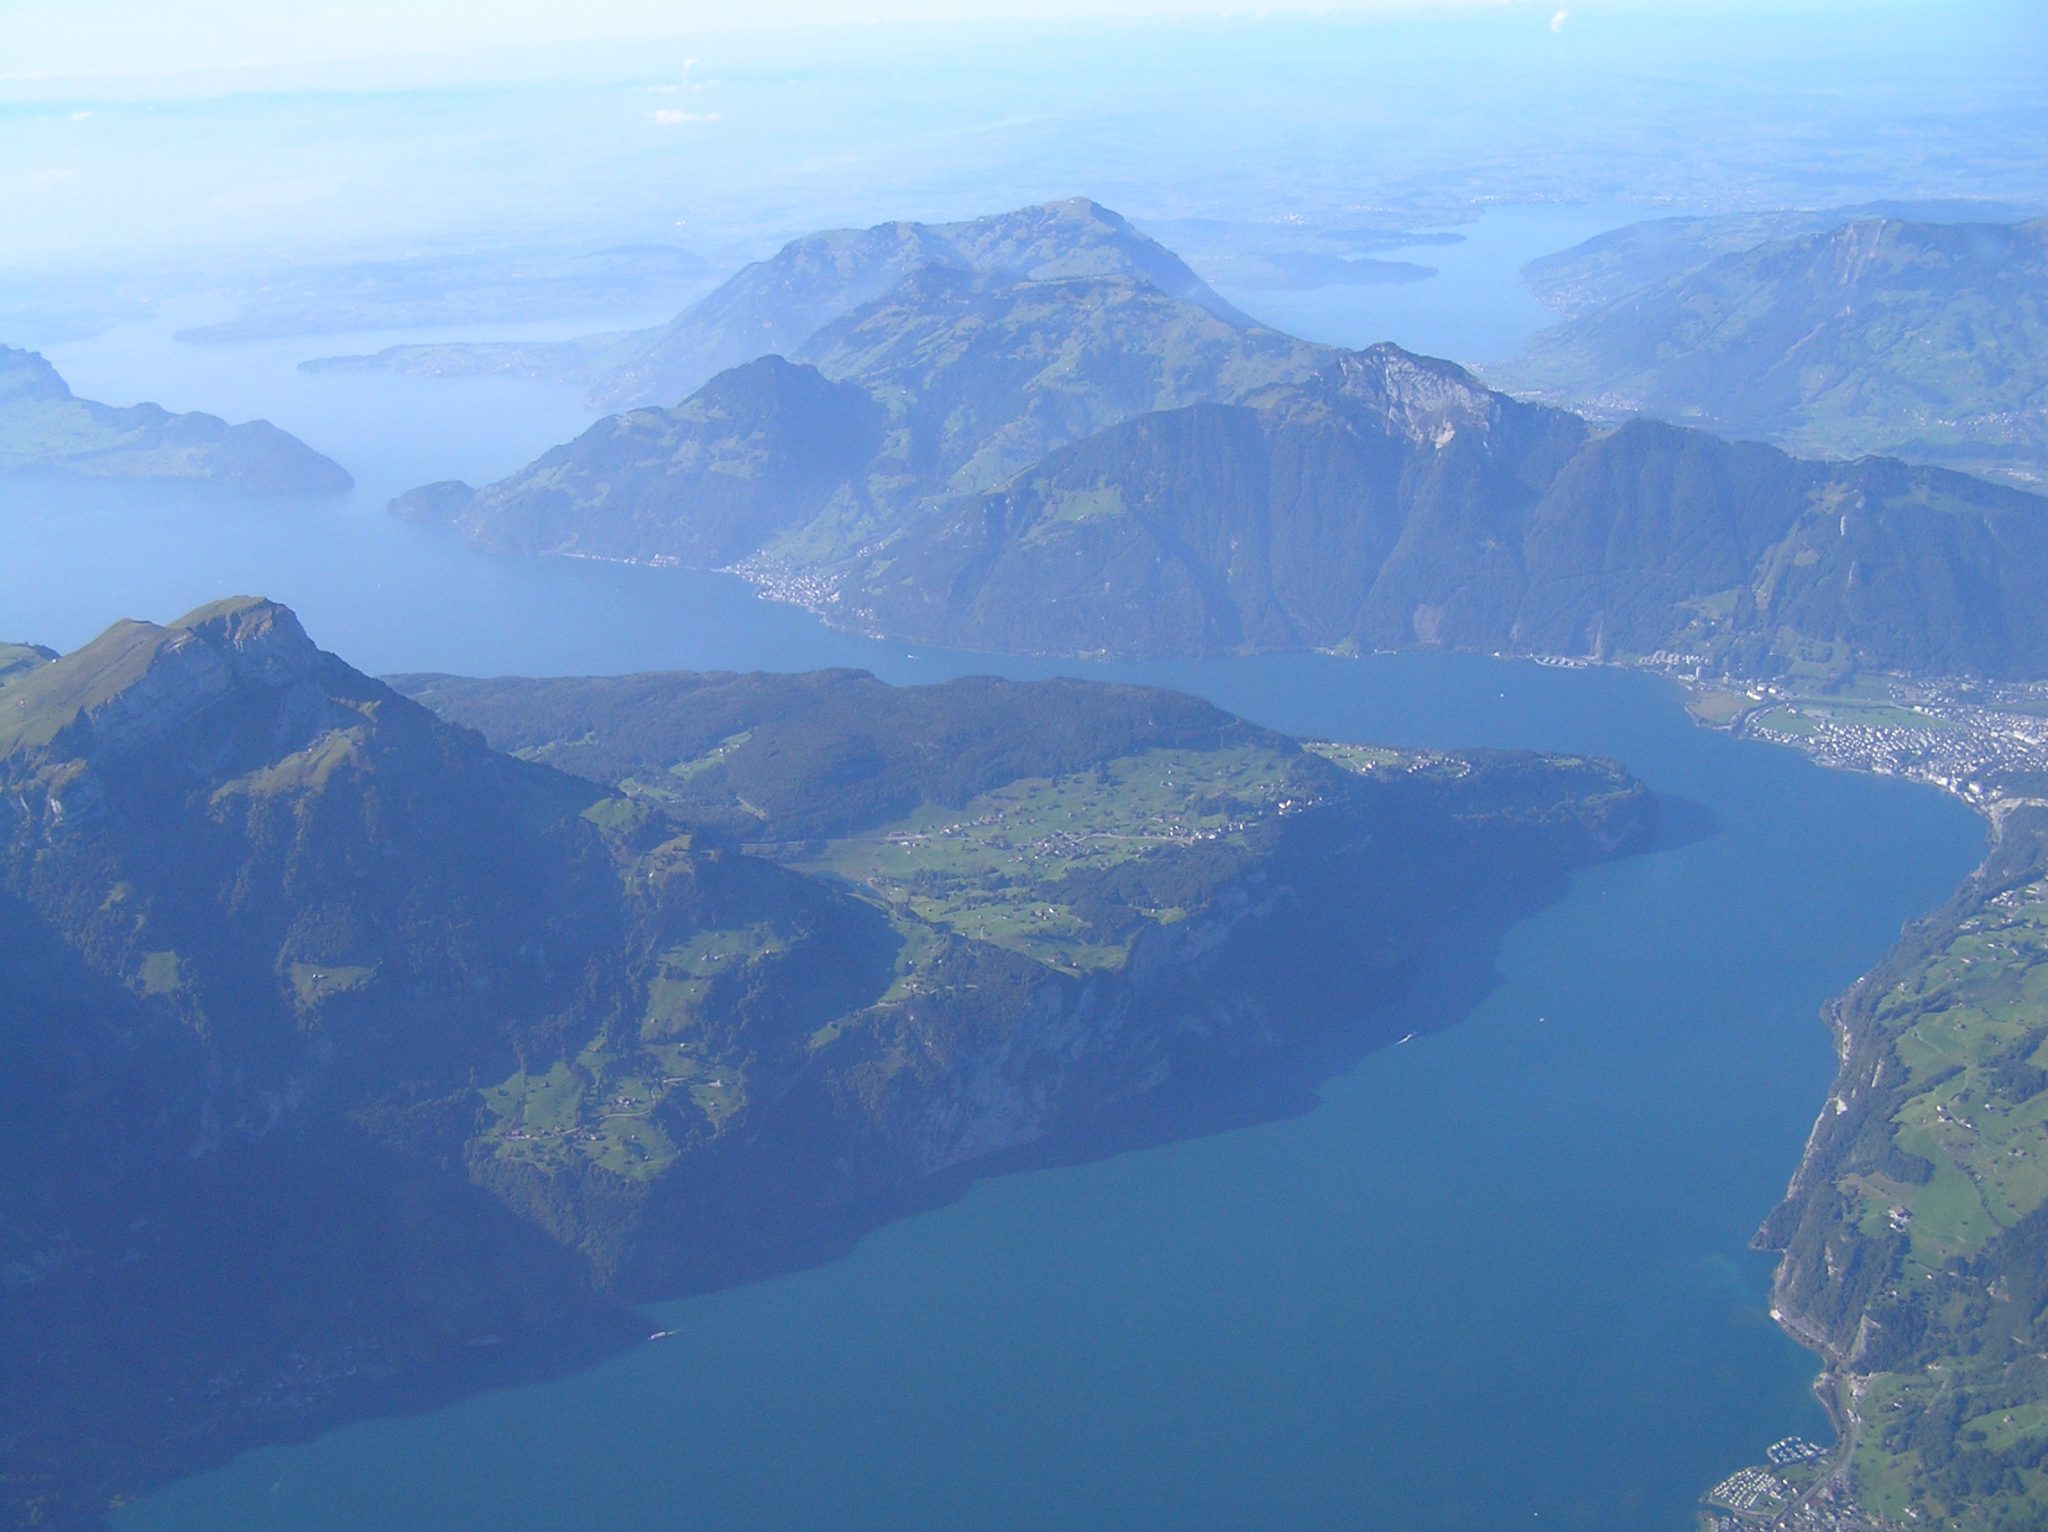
[0,205,1982,1529]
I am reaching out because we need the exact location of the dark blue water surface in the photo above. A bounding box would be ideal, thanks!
[0,219,1984,1530]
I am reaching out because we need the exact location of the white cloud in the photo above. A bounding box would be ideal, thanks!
[1550,8,1568,32]
[649,108,720,126]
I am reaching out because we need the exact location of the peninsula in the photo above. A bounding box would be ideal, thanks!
[0,346,352,495]
[0,598,1652,1528]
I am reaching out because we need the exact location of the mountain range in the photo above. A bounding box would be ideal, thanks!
[393,260,1328,572]
[1498,214,2048,487]
[0,346,352,494]
[0,597,1650,1527]
[303,197,1249,411]
[391,207,2048,679]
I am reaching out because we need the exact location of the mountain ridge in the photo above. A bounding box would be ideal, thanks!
[398,298,2048,679]
[1497,216,2048,487]
[392,261,1330,570]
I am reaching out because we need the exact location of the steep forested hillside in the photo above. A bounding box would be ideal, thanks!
[394,216,2048,681]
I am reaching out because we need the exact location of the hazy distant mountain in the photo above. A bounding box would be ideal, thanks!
[393,262,1329,565]
[1,597,1648,1525]
[1518,200,2045,321]
[305,198,1254,408]
[592,195,1256,410]
[397,244,2048,681]
[1499,217,2048,486]
[176,243,712,344]
[0,346,352,494]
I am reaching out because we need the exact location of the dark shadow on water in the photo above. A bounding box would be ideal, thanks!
[1647,792,1719,855]
[71,852,1592,1530]
[655,887,1557,1303]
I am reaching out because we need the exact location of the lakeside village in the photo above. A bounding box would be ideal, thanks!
[720,551,2048,811]
[1628,657,2048,808]
[1700,1439,1834,1529]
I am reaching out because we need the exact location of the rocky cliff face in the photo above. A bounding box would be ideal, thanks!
[45,600,342,763]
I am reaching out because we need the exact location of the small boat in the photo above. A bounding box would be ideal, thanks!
[1396,1032,1415,1046]
[647,1329,677,1341]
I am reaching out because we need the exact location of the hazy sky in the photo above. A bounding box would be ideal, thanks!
[6,2,1548,86]
[12,0,2016,92]
[1,0,2041,282]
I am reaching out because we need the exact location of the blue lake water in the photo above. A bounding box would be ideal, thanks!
[1216,201,1667,367]
[0,203,1987,1529]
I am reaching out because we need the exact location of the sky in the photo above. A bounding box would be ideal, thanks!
[0,0,2041,284]
[6,2,1547,89]
[9,0,2039,95]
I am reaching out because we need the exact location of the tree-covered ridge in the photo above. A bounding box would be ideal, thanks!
[845,353,2048,677]
[0,346,352,494]
[0,640,56,683]
[1761,807,2048,1530]
[1498,217,2048,489]
[391,667,1300,841]
[2,601,1653,1528]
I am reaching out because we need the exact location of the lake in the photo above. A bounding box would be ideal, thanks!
[0,203,1986,1529]
[89,616,1981,1532]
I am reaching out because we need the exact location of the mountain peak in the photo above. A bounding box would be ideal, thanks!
[0,597,344,767]
[1041,194,1122,221]
[587,197,1252,409]
[172,593,306,638]
[1310,344,1507,445]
